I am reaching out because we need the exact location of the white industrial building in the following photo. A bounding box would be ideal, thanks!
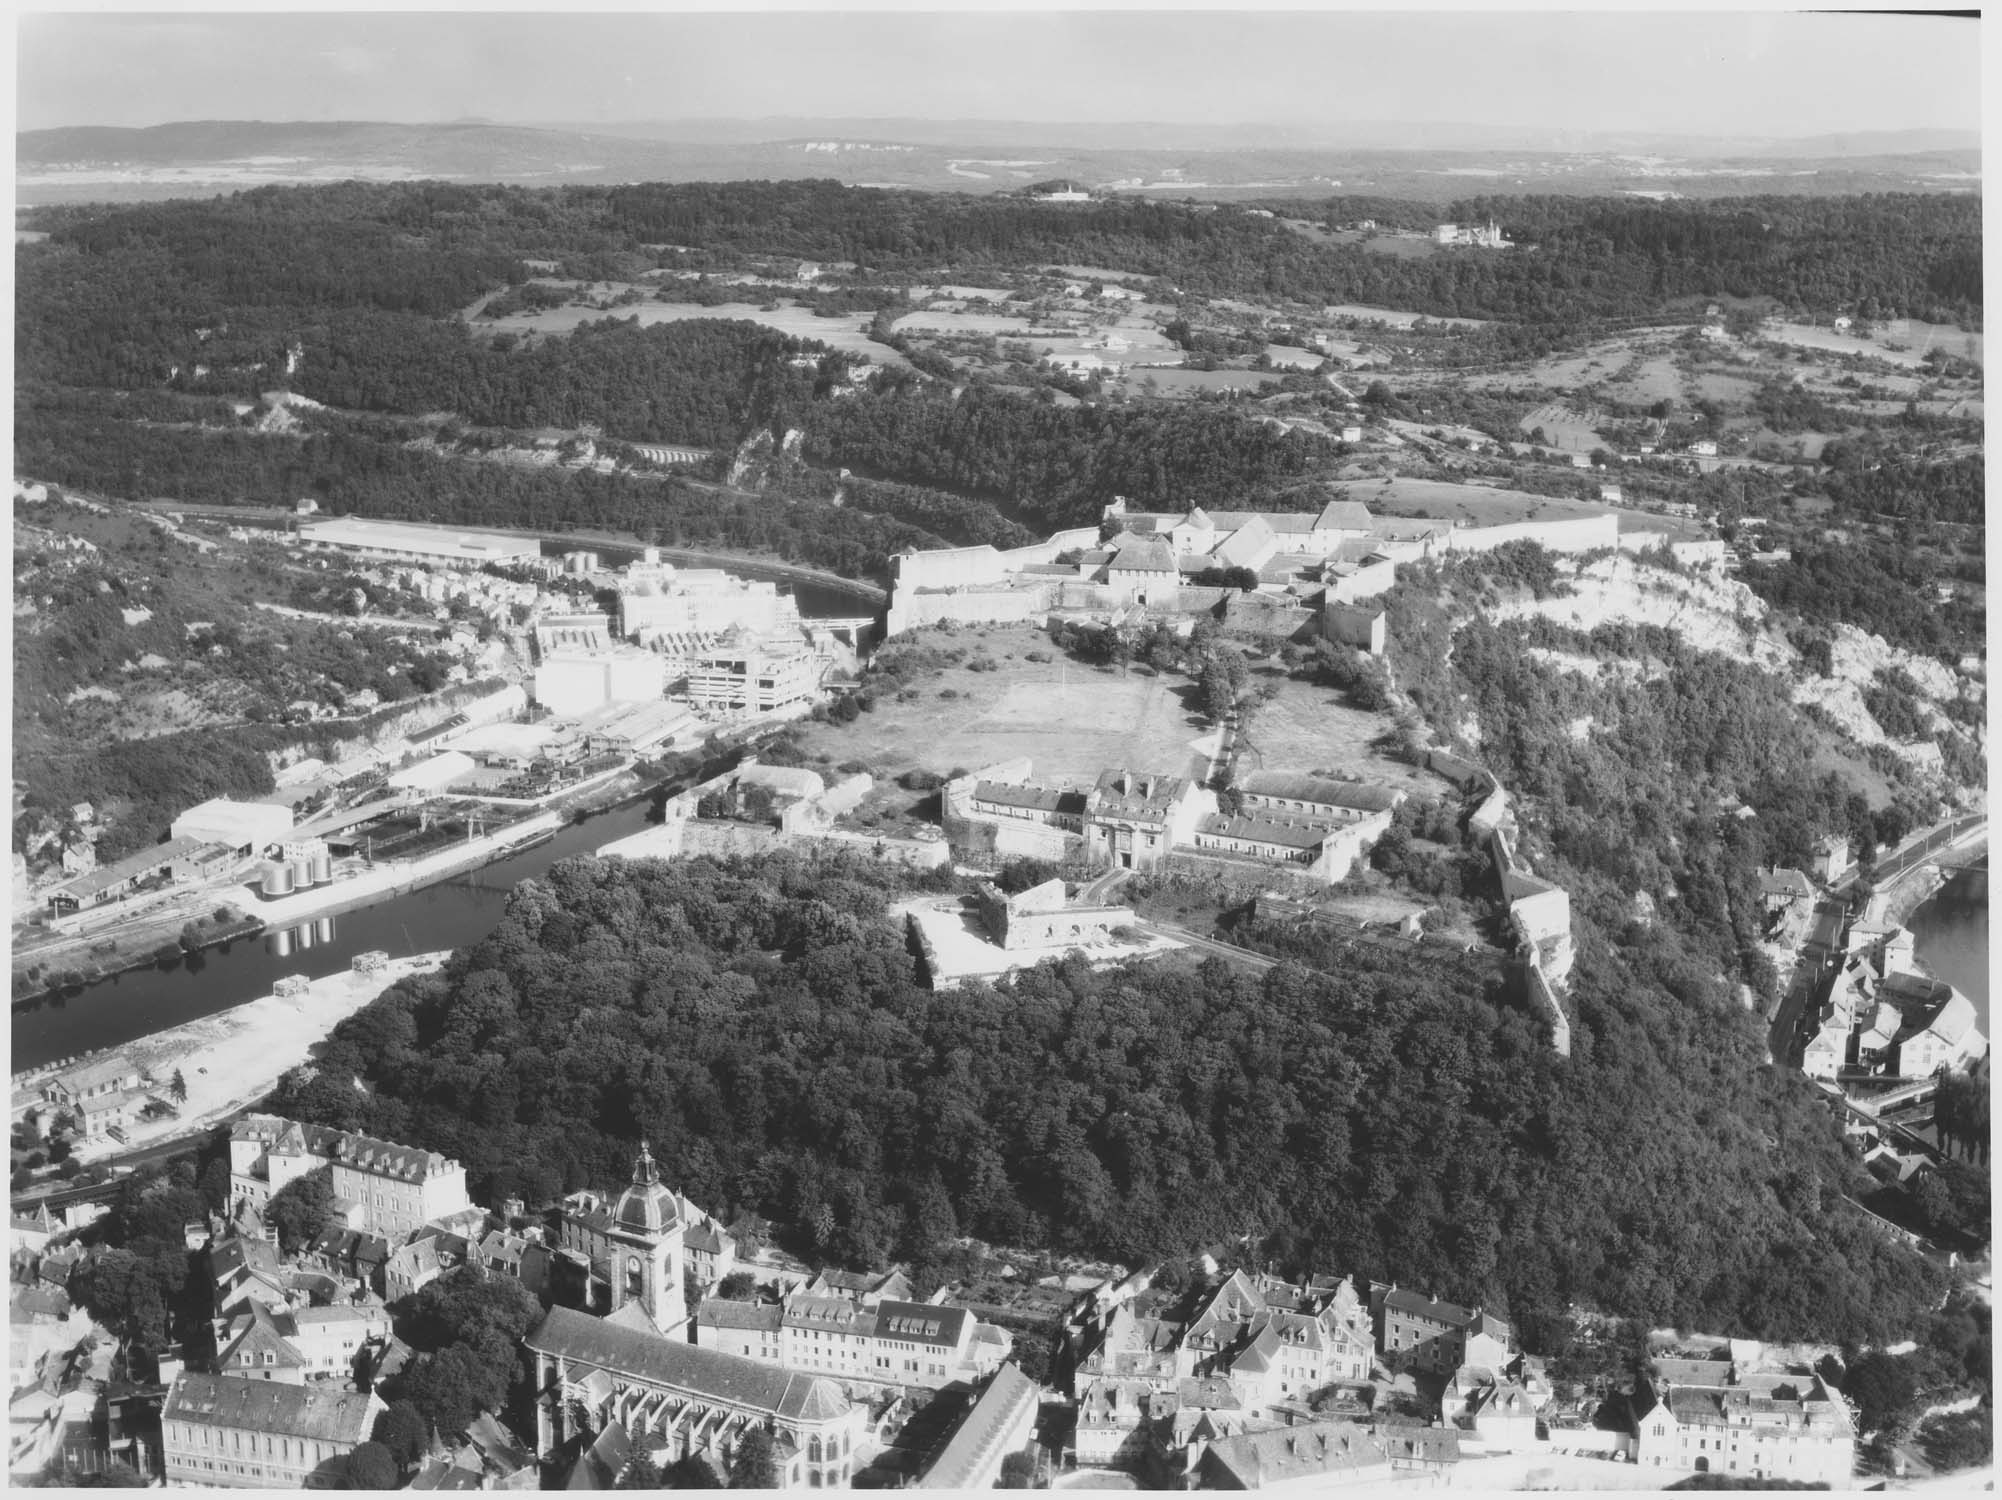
[295,518,542,568]
[387,752,476,794]
[170,799,294,856]
[533,648,666,716]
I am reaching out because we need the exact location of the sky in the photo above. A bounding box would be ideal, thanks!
[13,7,1984,140]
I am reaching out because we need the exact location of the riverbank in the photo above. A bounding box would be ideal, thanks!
[15,953,451,1162]
[239,809,564,928]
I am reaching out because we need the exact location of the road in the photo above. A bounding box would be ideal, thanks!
[1838,812,1987,896]
[1766,898,1848,1066]
[1135,918,1277,974]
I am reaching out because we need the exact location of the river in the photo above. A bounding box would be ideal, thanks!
[10,795,669,1074]
[1908,863,1990,1031]
[13,561,870,1075]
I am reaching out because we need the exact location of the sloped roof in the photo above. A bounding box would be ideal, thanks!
[1314,500,1376,533]
[1202,1421,1390,1486]
[873,1300,971,1350]
[527,1305,848,1424]
[917,1364,1040,1490]
[1108,535,1178,574]
[1238,771,1402,813]
[1758,867,1816,899]
[1197,812,1333,851]
[164,1373,377,1444]
[699,1298,783,1332]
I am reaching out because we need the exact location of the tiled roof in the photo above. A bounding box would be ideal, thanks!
[1239,771,1402,812]
[1383,1288,1476,1327]
[873,1300,971,1350]
[1196,812,1332,852]
[232,1114,460,1183]
[1315,500,1377,532]
[917,1364,1040,1489]
[527,1305,848,1425]
[1202,1421,1389,1486]
[1108,536,1177,574]
[973,781,1084,816]
[699,1298,783,1333]
[164,1373,377,1444]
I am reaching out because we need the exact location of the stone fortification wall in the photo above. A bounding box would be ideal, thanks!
[888,585,1052,637]
[802,827,950,870]
[1447,514,1618,555]
[680,820,782,860]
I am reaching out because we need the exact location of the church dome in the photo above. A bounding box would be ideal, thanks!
[612,1141,680,1236]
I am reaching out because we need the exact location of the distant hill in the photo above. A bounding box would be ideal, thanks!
[15,119,1980,208]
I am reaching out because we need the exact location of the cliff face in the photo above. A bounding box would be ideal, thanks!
[1484,556,1981,779]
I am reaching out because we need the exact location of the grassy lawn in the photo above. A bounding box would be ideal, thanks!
[794,626,1218,788]
[1235,664,1444,799]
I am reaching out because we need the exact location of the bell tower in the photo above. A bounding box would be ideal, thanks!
[605,1141,686,1336]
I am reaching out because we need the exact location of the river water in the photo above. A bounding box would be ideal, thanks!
[12,566,873,1075]
[11,795,667,1073]
[1908,863,1990,1030]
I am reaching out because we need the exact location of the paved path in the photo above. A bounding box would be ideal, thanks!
[1135,919,1276,974]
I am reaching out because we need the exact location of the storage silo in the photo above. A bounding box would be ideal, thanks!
[311,849,334,885]
[291,856,316,888]
[262,861,294,898]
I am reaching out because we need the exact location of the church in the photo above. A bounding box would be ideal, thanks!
[529,1144,865,1487]
[554,1141,691,1336]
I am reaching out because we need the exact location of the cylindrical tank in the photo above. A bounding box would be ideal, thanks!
[291,856,316,888]
[268,928,294,958]
[296,923,315,951]
[311,851,333,885]
[262,862,294,897]
[315,918,335,946]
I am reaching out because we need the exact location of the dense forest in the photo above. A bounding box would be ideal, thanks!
[263,848,1945,1350]
[802,378,1332,528]
[11,399,940,582]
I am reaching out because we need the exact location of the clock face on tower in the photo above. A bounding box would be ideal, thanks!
[626,1255,644,1299]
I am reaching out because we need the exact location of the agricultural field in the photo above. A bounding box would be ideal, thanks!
[1324,303,1488,329]
[470,289,913,366]
[1763,320,1983,368]
[1120,368,1285,397]
[1518,402,1606,452]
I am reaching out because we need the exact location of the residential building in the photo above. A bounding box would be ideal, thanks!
[1631,1366,1854,1486]
[1196,1420,1395,1489]
[525,1304,864,1488]
[1369,1285,1512,1376]
[1895,991,1985,1076]
[694,1292,1010,1392]
[228,1116,471,1244]
[215,1301,389,1385]
[39,1058,141,1115]
[161,1372,382,1488]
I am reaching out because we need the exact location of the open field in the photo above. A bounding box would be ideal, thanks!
[1346,476,1707,539]
[1325,303,1488,329]
[892,308,1044,336]
[1519,402,1605,452]
[794,627,1218,786]
[1120,368,1284,397]
[1234,669,1446,799]
[471,294,913,366]
[1764,320,1983,368]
